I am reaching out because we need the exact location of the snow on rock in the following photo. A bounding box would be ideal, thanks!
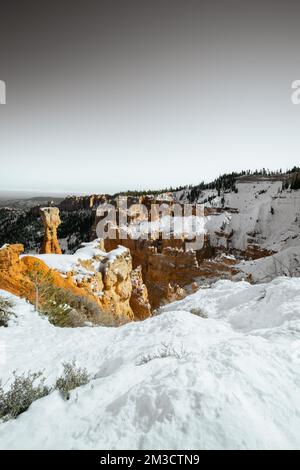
[21,240,128,275]
[119,213,232,250]
[19,241,140,322]
[237,245,300,283]
[120,215,205,240]
[176,180,300,254]
[1,277,300,449]
[225,183,300,252]
[21,239,106,273]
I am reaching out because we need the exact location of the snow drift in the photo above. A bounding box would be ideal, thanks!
[0,277,300,450]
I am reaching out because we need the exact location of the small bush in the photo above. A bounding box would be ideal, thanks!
[55,361,90,400]
[39,286,75,327]
[39,285,115,327]
[0,296,15,327]
[0,371,50,421]
[67,294,116,327]
[0,363,92,421]
[137,342,191,366]
[189,307,208,319]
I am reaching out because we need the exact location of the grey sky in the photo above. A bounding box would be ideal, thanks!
[0,1,299,195]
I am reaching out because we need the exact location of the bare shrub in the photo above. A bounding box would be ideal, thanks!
[67,294,117,327]
[189,307,208,318]
[0,296,15,327]
[0,362,93,421]
[38,284,115,327]
[20,263,55,312]
[40,287,74,327]
[55,361,90,400]
[0,371,50,421]
[137,342,191,366]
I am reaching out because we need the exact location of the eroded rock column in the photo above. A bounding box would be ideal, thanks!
[40,207,62,254]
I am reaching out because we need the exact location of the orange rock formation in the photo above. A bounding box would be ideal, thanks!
[40,207,62,254]
[0,244,87,303]
[0,243,152,324]
[130,266,152,320]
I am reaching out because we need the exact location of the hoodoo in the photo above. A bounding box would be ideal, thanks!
[40,207,62,254]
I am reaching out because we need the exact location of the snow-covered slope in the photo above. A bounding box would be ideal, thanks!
[222,182,300,252]
[1,277,300,450]
[176,180,300,253]
[237,245,300,282]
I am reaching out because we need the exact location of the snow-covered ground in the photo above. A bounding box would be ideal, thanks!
[1,277,300,450]
[237,245,300,282]
[176,181,300,253]
[224,183,300,252]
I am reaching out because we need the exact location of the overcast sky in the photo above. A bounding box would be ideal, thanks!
[0,0,299,195]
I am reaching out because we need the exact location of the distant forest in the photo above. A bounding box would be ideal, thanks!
[114,166,300,198]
